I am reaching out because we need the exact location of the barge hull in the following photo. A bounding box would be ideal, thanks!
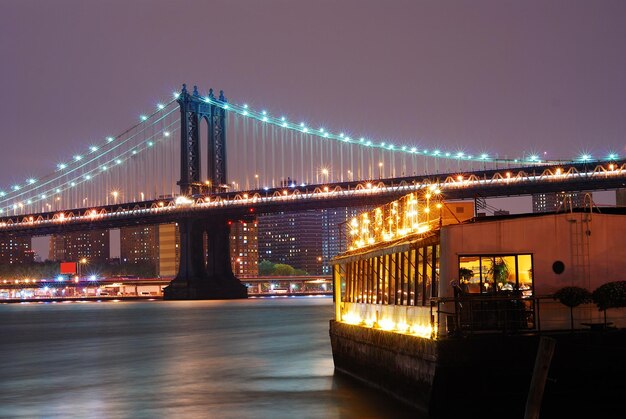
[330,320,626,417]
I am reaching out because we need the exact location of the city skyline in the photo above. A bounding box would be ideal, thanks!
[2,0,625,258]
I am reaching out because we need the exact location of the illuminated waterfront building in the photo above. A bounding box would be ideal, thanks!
[158,223,179,278]
[49,230,110,262]
[230,220,258,277]
[333,193,626,336]
[118,223,181,278]
[48,234,65,261]
[0,236,33,264]
[257,207,373,275]
[258,211,324,274]
[532,191,591,213]
[120,225,159,264]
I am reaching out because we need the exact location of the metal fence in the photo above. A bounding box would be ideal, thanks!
[431,294,625,338]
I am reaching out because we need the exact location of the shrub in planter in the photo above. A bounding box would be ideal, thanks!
[592,281,626,325]
[592,281,626,311]
[553,286,592,329]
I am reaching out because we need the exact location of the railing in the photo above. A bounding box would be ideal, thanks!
[432,294,626,338]
[436,296,541,334]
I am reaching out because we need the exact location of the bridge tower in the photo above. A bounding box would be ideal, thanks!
[176,84,228,195]
[164,84,247,300]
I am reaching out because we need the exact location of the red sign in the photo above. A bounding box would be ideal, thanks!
[60,262,77,275]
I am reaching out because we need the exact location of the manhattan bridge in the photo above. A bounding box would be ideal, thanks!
[1,84,624,299]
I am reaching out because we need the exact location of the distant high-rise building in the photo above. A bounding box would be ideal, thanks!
[49,234,66,261]
[258,211,324,274]
[48,230,110,262]
[0,236,33,264]
[158,223,179,278]
[120,225,159,264]
[230,220,258,277]
[532,192,591,213]
[321,207,366,274]
[257,207,369,275]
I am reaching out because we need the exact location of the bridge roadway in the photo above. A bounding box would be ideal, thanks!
[1,160,625,237]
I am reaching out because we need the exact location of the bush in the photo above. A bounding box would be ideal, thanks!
[554,286,592,330]
[273,264,296,276]
[553,286,592,308]
[592,281,626,311]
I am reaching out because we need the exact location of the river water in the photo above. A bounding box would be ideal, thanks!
[0,297,423,418]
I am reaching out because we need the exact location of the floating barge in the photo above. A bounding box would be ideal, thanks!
[329,191,626,417]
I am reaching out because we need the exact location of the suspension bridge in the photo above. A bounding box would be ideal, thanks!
[1,84,625,299]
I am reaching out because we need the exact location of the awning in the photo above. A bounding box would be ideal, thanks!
[332,232,440,264]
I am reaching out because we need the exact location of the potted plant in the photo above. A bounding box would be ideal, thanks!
[592,281,626,325]
[459,267,473,283]
[553,286,592,329]
[487,258,509,290]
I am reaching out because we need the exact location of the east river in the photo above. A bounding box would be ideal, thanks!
[0,297,423,418]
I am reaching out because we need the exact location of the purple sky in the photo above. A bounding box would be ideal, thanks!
[1,0,625,256]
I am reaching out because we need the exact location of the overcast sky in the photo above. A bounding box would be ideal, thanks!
[1,0,625,256]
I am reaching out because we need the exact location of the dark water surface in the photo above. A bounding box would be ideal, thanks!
[0,297,422,418]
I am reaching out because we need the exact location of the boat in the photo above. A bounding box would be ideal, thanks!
[329,190,626,417]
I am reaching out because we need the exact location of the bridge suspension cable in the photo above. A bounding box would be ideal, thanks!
[191,92,606,195]
[219,100,557,193]
[1,86,620,218]
[0,99,180,214]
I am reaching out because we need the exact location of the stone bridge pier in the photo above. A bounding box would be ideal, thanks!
[163,216,247,300]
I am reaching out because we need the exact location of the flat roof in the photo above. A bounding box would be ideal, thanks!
[468,206,626,224]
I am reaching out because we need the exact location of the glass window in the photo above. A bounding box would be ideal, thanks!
[408,249,415,305]
[433,245,440,298]
[382,254,390,304]
[459,256,481,294]
[424,246,433,300]
[458,254,534,296]
[517,255,533,296]
[389,253,397,305]
[371,258,378,304]
[376,256,383,304]
[481,257,495,294]
[494,256,515,292]
[401,251,410,305]
[416,248,424,305]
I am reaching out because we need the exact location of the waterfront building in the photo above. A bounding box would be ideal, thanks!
[49,230,110,263]
[257,207,371,275]
[0,236,33,264]
[158,223,179,278]
[230,220,258,277]
[48,234,65,261]
[333,197,626,337]
[258,211,324,274]
[120,225,159,264]
[532,191,590,212]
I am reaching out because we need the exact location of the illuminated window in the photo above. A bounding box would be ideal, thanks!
[458,254,533,295]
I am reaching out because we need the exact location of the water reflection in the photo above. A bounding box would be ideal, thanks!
[0,298,422,418]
